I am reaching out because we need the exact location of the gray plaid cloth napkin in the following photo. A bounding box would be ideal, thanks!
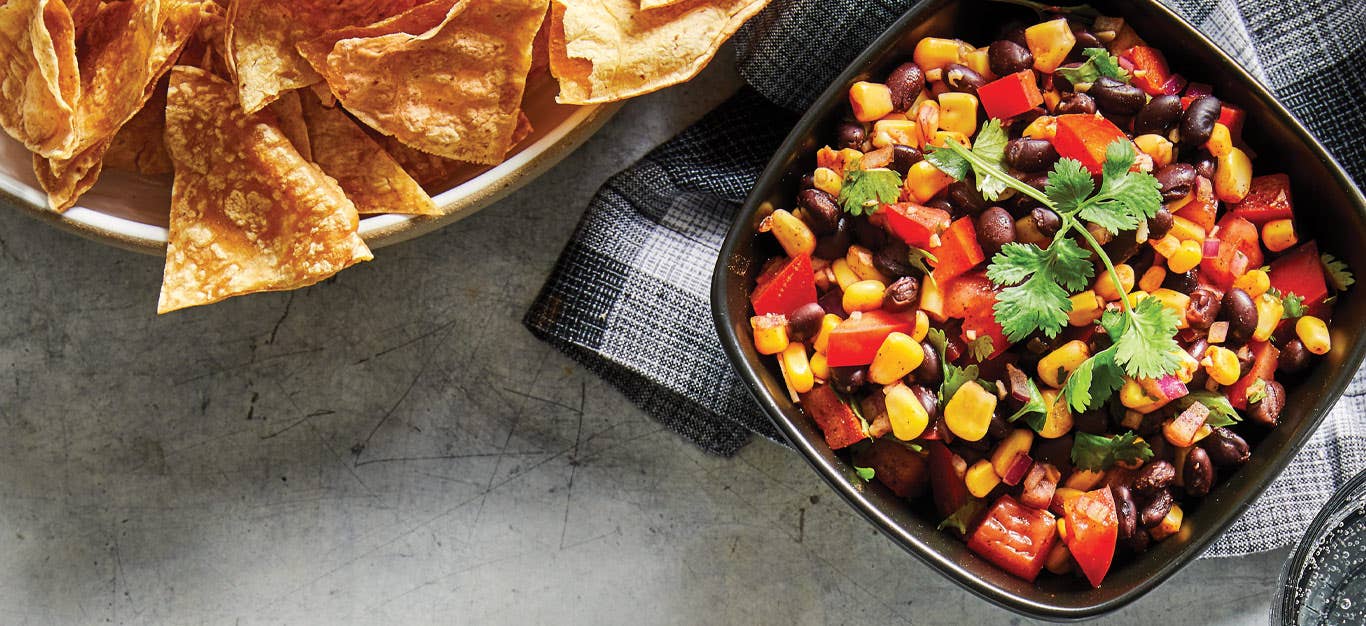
[525,0,1366,557]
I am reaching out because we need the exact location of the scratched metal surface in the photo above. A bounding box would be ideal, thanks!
[0,55,1283,625]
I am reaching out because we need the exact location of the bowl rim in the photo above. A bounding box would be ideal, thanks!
[710,0,1366,619]
[0,102,621,256]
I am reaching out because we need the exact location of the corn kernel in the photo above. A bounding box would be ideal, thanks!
[944,380,997,442]
[846,245,890,283]
[869,332,925,385]
[930,130,971,148]
[1025,18,1077,73]
[1201,346,1241,386]
[905,160,956,203]
[991,429,1035,477]
[1038,340,1090,388]
[1134,134,1174,168]
[1056,517,1069,541]
[1094,264,1135,301]
[809,351,830,381]
[966,460,1002,498]
[831,258,860,290]
[1022,115,1057,140]
[751,314,789,355]
[1253,293,1284,342]
[1129,290,1150,304]
[813,314,842,354]
[843,279,887,313]
[912,310,930,342]
[1120,377,1163,411]
[1038,389,1074,439]
[884,382,930,441]
[1042,89,1061,112]
[1296,315,1332,355]
[1149,504,1184,541]
[1262,219,1298,253]
[813,167,842,196]
[872,119,919,149]
[963,48,996,81]
[1172,349,1201,384]
[1152,234,1182,259]
[780,343,814,393]
[1233,269,1271,298]
[1044,542,1073,575]
[938,92,980,136]
[1063,469,1105,491]
[1138,265,1167,293]
[850,81,894,122]
[1167,239,1203,274]
[1205,123,1233,158]
[1169,215,1207,242]
[913,37,964,71]
[1214,147,1253,203]
[765,209,816,258]
[1149,288,1192,330]
[1068,290,1104,327]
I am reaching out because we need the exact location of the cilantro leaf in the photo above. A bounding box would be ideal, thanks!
[987,239,1095,341]
[925,120,1013,202]
[967,335,995,363]
[1071,431,1153,472]
[854,466,875,482]
[926,146,970,181]
[1280,291,1306,319]
[937,498,984,534]
[1055,47,1130,87]
[1045,158,1094,215]
[1077,142,1163,235]
[1245,378,1269,406]
[1322,253,1356,291]
[1177,391,1241,428]
[1110,297,1182,379]
[927,328,979,404]
[838,162,902,216]
[1008,375,1048,425]
[907,246,938,280]
[1061,346,1126,413]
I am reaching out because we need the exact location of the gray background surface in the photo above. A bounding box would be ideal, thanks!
[0,55,1282,625]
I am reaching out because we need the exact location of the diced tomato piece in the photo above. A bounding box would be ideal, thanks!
[1200,241,1249,291]
[1172,176,1216,231]
[931,217,986,282]
[1123,46,1173,96]
[825,310,916,367]
[962,311,1010,361]
[927,442,969,518]
[1226,341,1280,410]
[1052,114,1129,175]
[797,384,867,449]
[1216,214,1264,269]
[750,254,817,317]
[1231,174,1294,224]
[978,70,1044,120]
[1180,96,1245,139]
[1269,241,1329,308]
[967,495,1058,582]
[854,439,928,498]
[1063,488,1118,588]
[878,202,953,249]
[942,270,999,320]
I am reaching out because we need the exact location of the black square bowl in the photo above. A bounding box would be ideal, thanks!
[711,0,1366,619]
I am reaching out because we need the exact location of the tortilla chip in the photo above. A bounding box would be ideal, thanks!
[0,0,80,158]
[640,0,688,8]
[104,79,173,175]
[158,65,372,314]
[374,135,463,189]
[510,111,534,150]
[268,90,310,161]
[224,0,426,114]
[298,0,545,165]
[67,0,101,35]
[299,94,437,216]
[549,0,770,104]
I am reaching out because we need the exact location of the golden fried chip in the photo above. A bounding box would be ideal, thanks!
[224,0,426,114]
[67,0,101,35]
[268,90,311,161]
[298,0,546,165]
[158,65,372,314]
[104,79,173,175]
[0,0,80,158]
[640,0,688,8]
[374,134,464,189]
[299,93,437,216]
[549,0,770,104]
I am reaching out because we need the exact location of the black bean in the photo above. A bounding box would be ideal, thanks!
[834,122,866,150]
[1134,94,1183,136]
[890,144,923,176]
[1055,92,1097,116]
[976,207,1016,255]
[798,188,842,234]
[813,217,852,259]
[914,343,942,385]
[1184,447,1215,496]
[1154,163,1198,203]
[883,276,920,312]
[1140,489,1174,528]
[988,40,1034,76]
[1201,427,1251,466]
[786,303,826,342]
[886,62,926,110]
[1147,207,1174,239]
[873,240,913,278]
[830,366,868,395]
[1008,107,1046,136]
[1220,288,1257,344]
[944,63,987,95]
[1249,380,1286,426]
[1071,25,1103,52]
[852,217,886,249]
[1004,138,1061,172]
[1002,24,1028,47]
[908,384,939,420]
[1074,410,1108,435]
[1052,63,1083,93]
[1030,207,1062,237]
[986,414,1010,440]
[925,198,955,214]
[1112,485,1139,540]
[1190,154,1217,180]
[1279,338,1312,374]
[1124,528,1152,553]
[818,287,846,317]
[1186,288,1222,329]
[946,181,988,215]
[1237,345,1256,378]
[1133,460,1176,496]
[1163,270,1199,295]
[1181,96,1222,146]
[1090,76,1146,116]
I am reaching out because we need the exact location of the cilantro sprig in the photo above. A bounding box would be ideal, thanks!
[1322,254,1356,291]
[926,328,979,404]
[1071,431,1153,472]
[925,119,1011,201]
[1056,48,1130,87]
[838,157,902,216]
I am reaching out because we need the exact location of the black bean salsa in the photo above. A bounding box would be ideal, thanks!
[746,11,1354,587]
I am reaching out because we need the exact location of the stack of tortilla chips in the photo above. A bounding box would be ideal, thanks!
[0,0,770,312]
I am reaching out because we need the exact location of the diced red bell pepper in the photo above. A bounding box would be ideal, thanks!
[1122,46,1174,96]
[853,439,928,498]
[878,202,953,249]
[797,384,867,450]
[942,270,999,320]
[1063,487,1118,588]
[967,495,1058,582]
[962,310,1010,361]
[1181,96,1246,139]
[1173,176,1216,231]
[978,70,1044,120]
[1231,174,1294,224]
[1215,214,1264,270]
[1052,114,1129,175]
[825,309,916,367]
[927,442,969,518]
[1269,241,1329,307]
[750,254,817,317]
[1227,341,1280,410]
[1200,226,1254,291]
[931,216,986,282]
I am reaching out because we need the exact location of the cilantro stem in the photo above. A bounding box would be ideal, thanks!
[1071,220,1134,315]
[941,141,1052,207]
